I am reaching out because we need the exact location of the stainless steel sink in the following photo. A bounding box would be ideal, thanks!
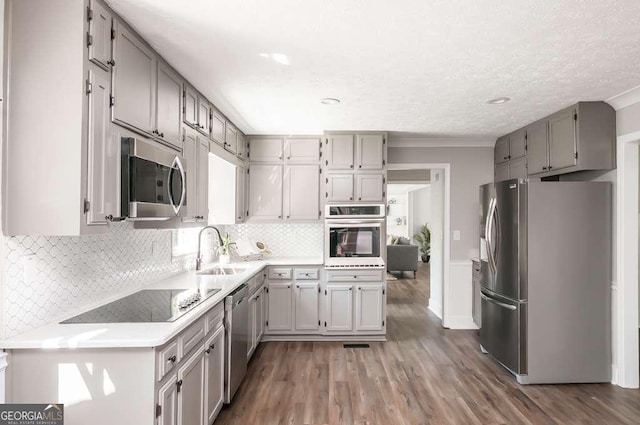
[197,267,245,276]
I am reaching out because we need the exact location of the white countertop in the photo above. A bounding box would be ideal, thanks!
[0,256,323,350]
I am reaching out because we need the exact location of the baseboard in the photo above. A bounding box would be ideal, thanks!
[611,364,618,385]
[262,335,387,342]
[428,299,443,319]
[443,315,478,330]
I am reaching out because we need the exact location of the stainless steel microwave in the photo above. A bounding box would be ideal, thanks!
[120,137,187,220]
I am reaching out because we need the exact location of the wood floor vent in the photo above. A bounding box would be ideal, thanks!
[343,343,370,349]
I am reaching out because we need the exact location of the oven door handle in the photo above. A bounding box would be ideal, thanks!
[168,156,186,215]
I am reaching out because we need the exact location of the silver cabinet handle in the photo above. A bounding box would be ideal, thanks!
[480,293,516,311]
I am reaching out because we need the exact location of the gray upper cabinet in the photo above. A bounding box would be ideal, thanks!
[509,129,527,160]
[210,108,225,147]
[356,134,384,170]
[249,138,284,162]
[326,135,355,169]
[494,137,510,164]
[155,62,183,149]
[197,96,211,136]
[87,0,113,71]
[225,122,238,154]
[112,22,156,135]
[495,162,510,183]
[526,120,549,175]
[548,108,577,172]
[236,132,246,160]
[285,138,321,163]
[496,102,615,179]
[183,84,198,128]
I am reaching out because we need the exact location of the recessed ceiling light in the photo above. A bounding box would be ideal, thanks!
[321,98,341,105]
[487,97,510,105]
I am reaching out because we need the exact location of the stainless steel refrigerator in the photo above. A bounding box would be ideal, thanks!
[479,179,611,384]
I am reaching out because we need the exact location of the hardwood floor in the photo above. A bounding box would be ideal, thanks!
[216,263,640,424]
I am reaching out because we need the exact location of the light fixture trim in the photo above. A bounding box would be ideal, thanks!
[487,97,511,105]
[321,97,341,105]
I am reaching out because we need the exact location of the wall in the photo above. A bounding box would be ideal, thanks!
[410,186,431,244]
[388,146,494,260]
[429,170,444,318]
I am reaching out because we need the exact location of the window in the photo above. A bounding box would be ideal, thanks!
[172,228,201,256]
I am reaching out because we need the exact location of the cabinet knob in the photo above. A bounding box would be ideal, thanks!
[205,348,211,354]
[350,165,354,169]
[210,343,215,349]
[287,156,291,160]
[349,197,353,200]
[358,165,362,168]
[349,287,353,291]
[168,355,177,363]
[548,166,553,170]
[278,215,282,219]
[176,380,183,392]
[287,215,290,219]
[542,166,548,170]
[107,59,115,66]
[359,197,362,201]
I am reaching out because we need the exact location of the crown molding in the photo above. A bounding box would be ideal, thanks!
[388,138,496,148]
[607,84,640,110]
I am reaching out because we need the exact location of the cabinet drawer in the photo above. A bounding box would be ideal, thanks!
[294,268,319,280]
[179,318,205,359]
[204,302,224,335]
[268,267,292,280]
[326,270,384,282]
[157,340,178,381]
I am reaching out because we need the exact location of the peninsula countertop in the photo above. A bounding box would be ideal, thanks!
[0,256,323,350]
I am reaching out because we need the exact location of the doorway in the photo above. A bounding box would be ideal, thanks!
[386,164,451,325]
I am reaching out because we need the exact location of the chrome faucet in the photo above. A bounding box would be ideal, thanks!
[196,226,224,271]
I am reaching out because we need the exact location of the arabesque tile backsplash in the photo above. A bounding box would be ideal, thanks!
[0,222,323,338]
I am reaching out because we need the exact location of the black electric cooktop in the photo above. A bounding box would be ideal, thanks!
[61,288,221,324]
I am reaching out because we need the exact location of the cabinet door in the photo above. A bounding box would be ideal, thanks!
[509,157,527,180]
[325,174,354,202]
[356,134,384,170]
[112,23,155,134]
[210,109,225,146]
[295,282,320,331]
[285,138,320,163]
[256,288,265,342]
[355,284,384,331]
[183,129,198,220]
[225,122,238,154]
[197,97,210,136]
[156,62,183,149]
[494,136,510,164]
[236,132,246,160]
[267,282,293,332]
[88,0,112,70]
[527,121,549,175]
[284,165,320,220]
[235,166,246,223]
[197,138,209,220]
[183,85,198,128]
[157,376,178,425]
[177,349,205,425]
[549,109,577,172]
[86,69,117,226]
[249,138,283,162]
[203,327,224,425]
[509,130,527,160]
[325,285,353,332]
[494,162,510,183]
[355,174,384,202]
[326,135,354,169]
[248,164,283,220]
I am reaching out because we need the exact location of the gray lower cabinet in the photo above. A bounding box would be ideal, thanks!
[204,326,225,424]
[112,21,156,135]
[157,376,178,425]
[177,349,205,425]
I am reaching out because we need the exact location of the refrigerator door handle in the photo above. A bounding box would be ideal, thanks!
[480,292,516,311]
[486,198,497,274]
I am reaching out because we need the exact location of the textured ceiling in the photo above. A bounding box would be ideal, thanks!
[106,0,640,137]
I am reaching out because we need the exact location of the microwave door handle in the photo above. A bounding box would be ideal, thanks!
[167,157,186,215]
[174,156,186,213]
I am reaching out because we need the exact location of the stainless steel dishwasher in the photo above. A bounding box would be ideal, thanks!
[224,283,248,403]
